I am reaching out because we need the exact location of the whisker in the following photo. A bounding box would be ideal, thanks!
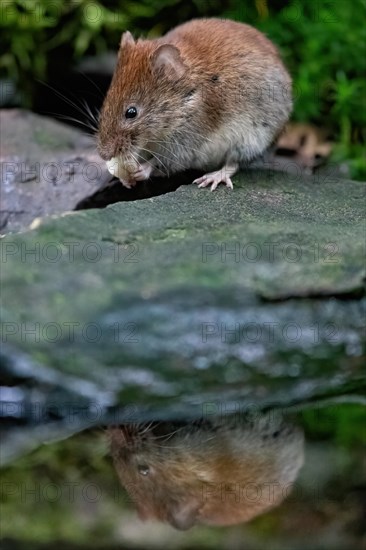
[130,151,152,174]
[37,80,99,130]
[138,421,155,436]
[136,146,163,165]
[130,151,140,166]
[82,99,99,126]
[175,128,214,143]
[76,70,105,100]
[53,113,98,133]
[152,139,206,157]
[149,141,181,161]
[136,147,170,177]
[139,145,185,172]
[137,148,166,169]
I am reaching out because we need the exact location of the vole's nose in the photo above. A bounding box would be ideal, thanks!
[97,135,120,161]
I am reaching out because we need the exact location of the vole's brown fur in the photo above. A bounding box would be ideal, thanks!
[98,18,292,190]
[109,413,304,530]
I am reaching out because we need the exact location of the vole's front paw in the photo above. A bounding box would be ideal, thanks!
[193,170,234,191]
[120,179,137,189]
[132,161,154,182]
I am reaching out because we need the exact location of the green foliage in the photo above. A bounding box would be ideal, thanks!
[0,0,225,101]
[241,0,366,179]
[1,0,365,178]
[298,403,366,448]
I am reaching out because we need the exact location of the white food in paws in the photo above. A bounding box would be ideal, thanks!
[106,156,133,181]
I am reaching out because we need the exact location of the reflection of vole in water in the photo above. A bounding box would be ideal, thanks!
[109,412,304,529]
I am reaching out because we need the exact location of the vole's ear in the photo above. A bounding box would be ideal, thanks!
[167,499,200,530]
[151,44,186,79]
[120,31,135,50]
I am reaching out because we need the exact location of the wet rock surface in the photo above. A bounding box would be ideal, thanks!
[1,155,365,461]
[0,109,111,233]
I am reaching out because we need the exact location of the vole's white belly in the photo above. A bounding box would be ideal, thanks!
[190,115,272,170]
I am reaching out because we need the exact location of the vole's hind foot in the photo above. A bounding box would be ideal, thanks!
[193,164,237,191]
[194,173,233,191]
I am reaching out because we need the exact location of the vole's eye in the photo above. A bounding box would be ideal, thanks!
[125,106,137,119]
[137,464,150,476]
